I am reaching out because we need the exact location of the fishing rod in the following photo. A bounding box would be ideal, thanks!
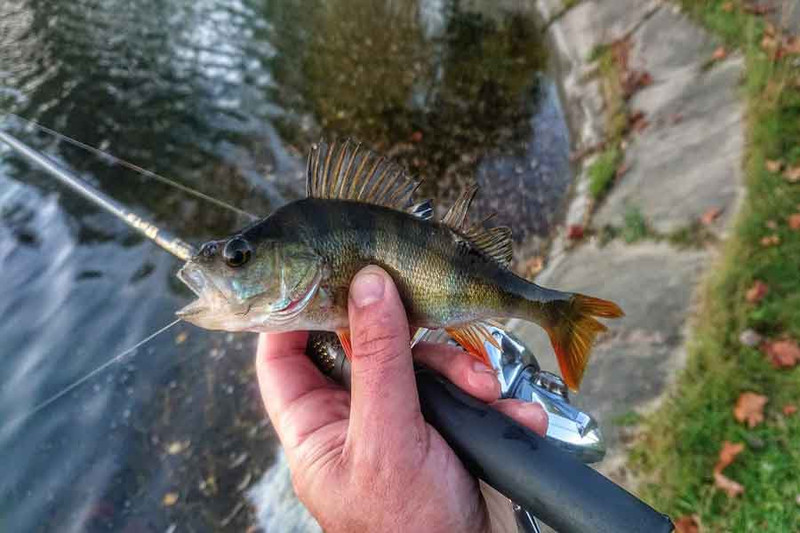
[0,128,195,261]
[0,129,673,533]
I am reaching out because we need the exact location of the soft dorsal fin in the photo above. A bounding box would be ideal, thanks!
[464,225,513,266]
[306,140,424,212]
[441,185,514,267]
[441,185,478,230]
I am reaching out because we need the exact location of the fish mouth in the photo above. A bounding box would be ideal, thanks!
[176,262,218,319]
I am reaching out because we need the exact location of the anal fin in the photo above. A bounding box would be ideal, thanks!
[336,330,353,359]
[445,322,500,368]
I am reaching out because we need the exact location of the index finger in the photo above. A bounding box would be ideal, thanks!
[256,331,348,450]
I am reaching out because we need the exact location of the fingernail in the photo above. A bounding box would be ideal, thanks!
[351,270,385,308]
[468,361,500,394]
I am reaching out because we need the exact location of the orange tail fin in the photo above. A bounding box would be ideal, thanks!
[543,294,624,391]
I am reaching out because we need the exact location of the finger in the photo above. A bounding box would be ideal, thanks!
[413,342,500,402]
[346,266,422,443]
[492,400,549,437]
[256,332,349,451]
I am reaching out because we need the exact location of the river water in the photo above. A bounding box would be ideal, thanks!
[0,0,571,530]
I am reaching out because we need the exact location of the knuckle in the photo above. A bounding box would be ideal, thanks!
[352,321,406,366]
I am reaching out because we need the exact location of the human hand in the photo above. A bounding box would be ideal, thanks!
[256,266,548,532]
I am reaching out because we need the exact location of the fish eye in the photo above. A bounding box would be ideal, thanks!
[223,237,252,268]
[199,242,218,258]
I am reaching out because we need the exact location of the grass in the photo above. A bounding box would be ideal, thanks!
[630,2,800,530]
[588,147,621,199]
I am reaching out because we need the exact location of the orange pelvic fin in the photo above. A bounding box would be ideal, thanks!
[336,330,353,359]
[544,294,624,391]
[445,322,501,367]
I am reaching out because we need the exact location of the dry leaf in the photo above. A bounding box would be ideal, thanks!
[733,392,768,428]
[765,159,783,173]
[674,514,702,533]
[781,36,800,56]
[784,165,800,183]
[713,441,745,498]
[711,46,727,61]
[788,213,800,230]
[175,331,188,345]
[721,1,734,12]
[716,441,744,471]
[783,404,798,416]
[760,234,780,247]
[567,225,585,240]
[410,131,423,143]
[745,280,769,304]
[743,4,774,15]
[163,492,179,506]
[763,339,800,368]
[714,472,745,498]
[762,35,778,52]
[524,256,544,277]
[701,207,722,226]
[629,110,648,132]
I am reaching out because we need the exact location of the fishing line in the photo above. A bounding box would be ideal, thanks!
[5,318,182,429]
[2,113,258,221]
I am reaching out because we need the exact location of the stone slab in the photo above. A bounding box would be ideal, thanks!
[593,7,746,234]
[510,241,708,455]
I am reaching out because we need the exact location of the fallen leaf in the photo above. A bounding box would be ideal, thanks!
[166,440,190,455]
[716,441,744,471]
[163,492,179,506]
[567,225,585,240]
[783,404,797,416]
[745,280,769,304]
[175,331,188,345]
[701,207,722,226]
[524,256,544,277]
[743,4,774,15]
[410,130,423,143]
[721,1,734,12]
[628,110,649,133]
[788,213,800,230]
[713,441,745,498]
[765,159,783,173]
[762,34,779,53]
[760,234,780,247]
[674,514,702,533]
[714,472,745,498]
[734,392,768,428]
[763,339,800,368]
[780,36,800,56]
[784,165,800,183]
[711,46,727,61]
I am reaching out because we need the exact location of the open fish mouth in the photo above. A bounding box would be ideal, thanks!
[176,263,220,319]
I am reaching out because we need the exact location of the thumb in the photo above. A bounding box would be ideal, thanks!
[346,266,422,446]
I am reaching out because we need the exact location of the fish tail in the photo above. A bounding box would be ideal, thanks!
[524,289,623,391]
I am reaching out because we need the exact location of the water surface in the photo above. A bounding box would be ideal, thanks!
[0,0,571,530]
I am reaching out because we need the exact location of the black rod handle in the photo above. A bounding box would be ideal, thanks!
[415,369,673,533]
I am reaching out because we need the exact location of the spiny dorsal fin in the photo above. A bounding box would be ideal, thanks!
[306,140,424,213]
[441,184,478,230]
[463,225,513,266]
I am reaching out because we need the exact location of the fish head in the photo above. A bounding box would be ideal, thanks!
[176,234,322,331]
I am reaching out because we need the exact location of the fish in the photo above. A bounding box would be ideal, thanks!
[176,140,623,390]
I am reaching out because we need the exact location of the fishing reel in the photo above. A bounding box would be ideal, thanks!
[307,327,606,465]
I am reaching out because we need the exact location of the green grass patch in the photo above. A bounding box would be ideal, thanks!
[630,4,800,531]
[620,205,650,243]
[587,148,621,200]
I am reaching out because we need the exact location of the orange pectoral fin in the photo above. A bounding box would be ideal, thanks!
[445,322,500,368]
[336,330,353,359]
